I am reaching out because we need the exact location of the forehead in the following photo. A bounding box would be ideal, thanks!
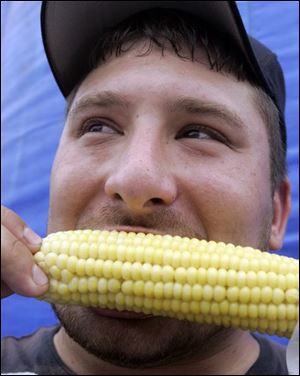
[71,45,264,134]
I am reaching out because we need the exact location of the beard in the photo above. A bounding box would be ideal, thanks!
[52,304,227,368]
[50,203,272,369]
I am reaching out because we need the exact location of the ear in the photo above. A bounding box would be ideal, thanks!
[269,177,291,250]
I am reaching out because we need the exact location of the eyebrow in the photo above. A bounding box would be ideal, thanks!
[169,97,245,130]
[69,91,245,130]
[68,91,129,117]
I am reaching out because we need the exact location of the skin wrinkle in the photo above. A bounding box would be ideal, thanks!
[48,43,290,374]
[69,92,246,132]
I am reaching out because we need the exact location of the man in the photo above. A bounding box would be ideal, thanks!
[1,1,297,374]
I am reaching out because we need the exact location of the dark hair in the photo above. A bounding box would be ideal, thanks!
[66,8,287,194]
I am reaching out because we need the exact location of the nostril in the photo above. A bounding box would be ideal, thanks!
[151,197,164,205]
[114,193,123,201]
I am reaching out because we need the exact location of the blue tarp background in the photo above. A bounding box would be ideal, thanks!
[1,1,299,347]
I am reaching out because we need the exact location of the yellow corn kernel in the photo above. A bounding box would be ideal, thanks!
[75,259,86,277]
[87,276,98,292]
[61,269,73,284]
[45,252,57,267]
[164,282,174,299]
[34,229,299,338]
[121,280,133,295]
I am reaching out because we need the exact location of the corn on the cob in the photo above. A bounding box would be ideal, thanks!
[34,230,299,337]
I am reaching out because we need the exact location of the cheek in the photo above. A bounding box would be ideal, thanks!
[48,147,103,231]
[181,160,272,245]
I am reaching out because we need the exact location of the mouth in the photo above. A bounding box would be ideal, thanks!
[101,225,168,236]
[90,226,166,320]
[83,226,191,320]
[90,307,153,320]
[89,226,163,320]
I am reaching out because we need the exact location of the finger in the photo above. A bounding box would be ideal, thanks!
[1,205,42,253]
[1,225,48,298]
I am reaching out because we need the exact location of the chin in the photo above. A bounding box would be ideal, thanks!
[52,303,224,368]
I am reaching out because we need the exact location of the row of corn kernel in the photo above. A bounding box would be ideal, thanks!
[55,247,292,276]
[44,231,248,255]
[36,247,297,280]
[35,252,298,290]
[44,231,292,264]
[42,231,293,263]
[42,289,298,321]
[47,276,298,307]
[40,292,296,336]
[41,231,286,254]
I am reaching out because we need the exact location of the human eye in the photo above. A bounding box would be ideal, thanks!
[79,118,120,136]
[176,124,228,143]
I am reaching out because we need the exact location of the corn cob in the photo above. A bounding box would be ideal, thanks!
[34,229,299,337]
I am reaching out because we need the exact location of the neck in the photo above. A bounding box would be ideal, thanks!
[54,326,259,375]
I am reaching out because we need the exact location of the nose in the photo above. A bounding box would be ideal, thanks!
[104,139,177,214]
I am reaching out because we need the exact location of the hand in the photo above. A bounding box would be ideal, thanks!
[1,205,49,299]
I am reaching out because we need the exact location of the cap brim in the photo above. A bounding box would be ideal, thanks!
[41,1,271,98]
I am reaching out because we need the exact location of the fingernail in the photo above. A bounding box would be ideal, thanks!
[32,265,48,286]
[24,227,42,245]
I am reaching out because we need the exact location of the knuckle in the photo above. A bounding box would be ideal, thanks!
[1,206,25,239]
[10,236,29,260]
[1,205,12,223]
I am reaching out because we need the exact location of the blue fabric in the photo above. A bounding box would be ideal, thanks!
[1,1,298,347]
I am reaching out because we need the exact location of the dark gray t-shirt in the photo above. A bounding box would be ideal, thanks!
[1,325,288,375]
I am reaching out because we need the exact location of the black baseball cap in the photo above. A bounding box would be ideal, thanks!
[41,1,287,150]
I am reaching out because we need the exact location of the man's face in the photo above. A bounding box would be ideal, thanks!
[48,43,273,367]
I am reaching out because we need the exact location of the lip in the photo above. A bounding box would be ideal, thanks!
[90,307,153,320]
[102,225,167,236]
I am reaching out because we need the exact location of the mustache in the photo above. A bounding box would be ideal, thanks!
[77,204,203,240]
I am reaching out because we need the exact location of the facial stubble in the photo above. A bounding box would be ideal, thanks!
[50,204,272,369]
